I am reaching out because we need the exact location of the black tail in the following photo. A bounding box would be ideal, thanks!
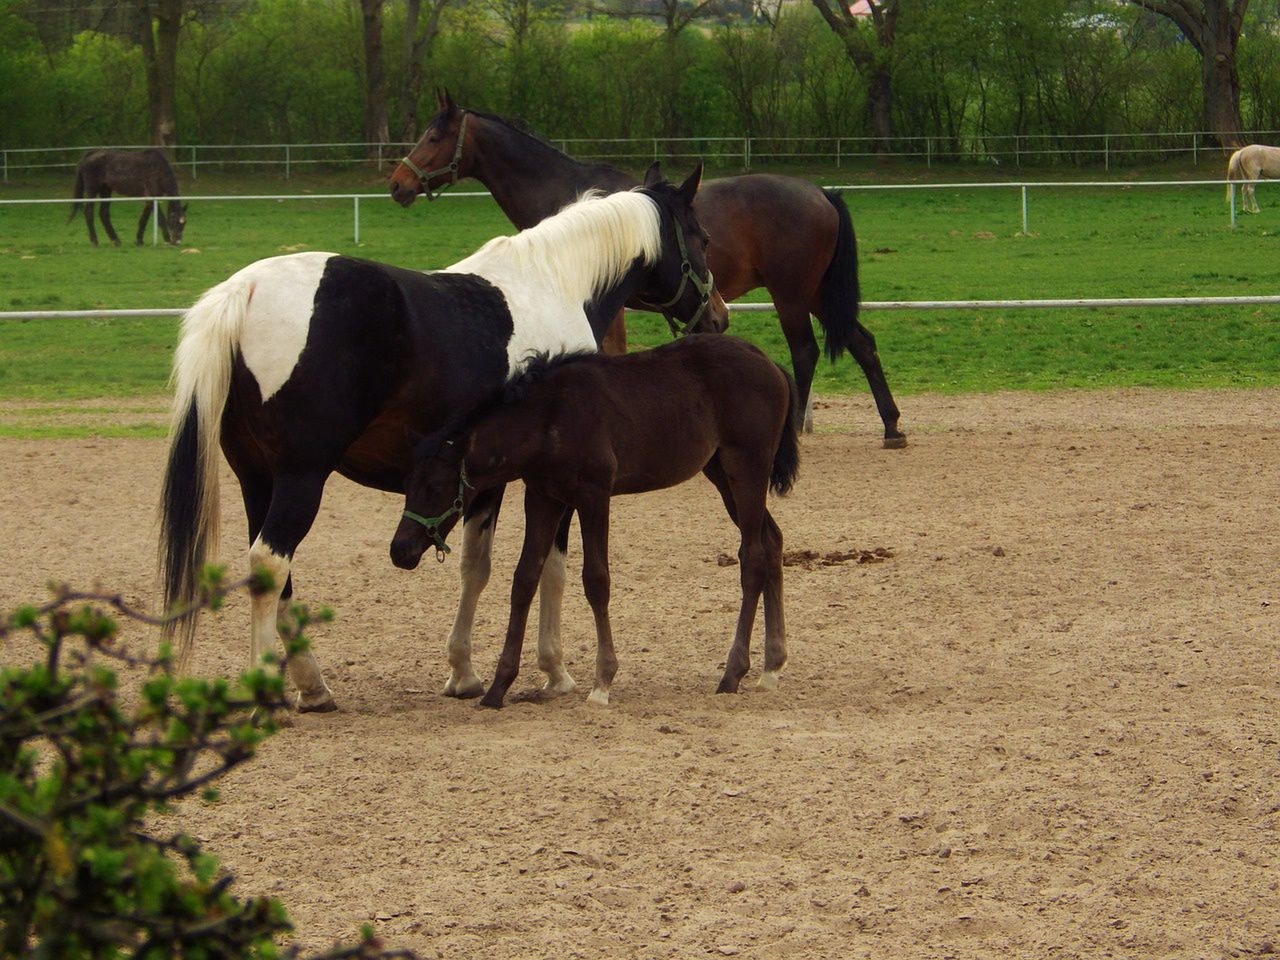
[770,364,801,496]
[817,190,861,362]
[158,401,206,662]
[68,167,85,224]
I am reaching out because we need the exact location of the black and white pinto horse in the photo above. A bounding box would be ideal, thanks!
[160,165,724,710]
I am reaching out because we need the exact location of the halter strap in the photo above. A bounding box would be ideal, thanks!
[401,468,470,562]
[639,217,715,337]
[400,111,469,201]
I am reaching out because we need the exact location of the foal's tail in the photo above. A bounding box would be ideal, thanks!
[770,364,801,496]
[158,275,253,667]
[816,190,861,362]
[68,166,85,223]
[1227,149,1245,204]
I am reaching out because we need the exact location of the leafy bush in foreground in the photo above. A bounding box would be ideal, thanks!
[0,571,415,960]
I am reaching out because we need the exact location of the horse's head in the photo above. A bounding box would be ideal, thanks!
[636,161,729,335]
[166,201,187,245]
[390,90,472,207]
[390,433,468,570]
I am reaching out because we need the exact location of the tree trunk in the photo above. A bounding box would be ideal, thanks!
[398,0,448,143]
[135,0,181,155]
[867,66,892,153]
[809,0,899,152]
[1128,0,1246,148]
[361,0,389,159]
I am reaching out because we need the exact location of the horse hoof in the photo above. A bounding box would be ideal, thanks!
[477,694,505,710]
[756,670,781,691]
[586,688,611,707]
[297,694,338,713]
[716,677,742,694]
[541,671,578,697]
[883,435,908,449]
[442,673,485,699]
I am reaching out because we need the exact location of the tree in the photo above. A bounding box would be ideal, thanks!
[134,0,183,152]
[397,0,451,143]
[360,0,390,156]
[809,0,899,151]
[1126,0,1248,145]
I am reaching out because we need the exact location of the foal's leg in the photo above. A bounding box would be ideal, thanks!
[575,496,618,706]
[479,490,566,709]
[98,190,121,246]
[249,470,336,712]
[442,486,503,698]
[712,452,771,694]
[535,508,577,696]
[756,510,787,691]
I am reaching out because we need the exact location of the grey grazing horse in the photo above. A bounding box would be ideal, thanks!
[69,149,187,246]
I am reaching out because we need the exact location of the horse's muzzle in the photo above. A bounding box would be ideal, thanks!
[389,178,420,209]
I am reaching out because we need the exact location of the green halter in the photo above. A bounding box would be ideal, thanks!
[640,215,715,337]
[400,111,469,201]
[401,468,470,562]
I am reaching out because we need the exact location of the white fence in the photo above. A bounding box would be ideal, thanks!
[4,129,1280,179]
[2,178,1266,243]
[4,295,1280,324]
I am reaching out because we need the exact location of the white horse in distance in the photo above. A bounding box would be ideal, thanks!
[1226,144,1280,213]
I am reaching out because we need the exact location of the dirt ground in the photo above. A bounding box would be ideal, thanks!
[1,388,1276,960]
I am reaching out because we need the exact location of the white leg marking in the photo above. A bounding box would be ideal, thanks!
[249,538,335,711]
[443,516,491,697]
[803,389,815,434]
[537,545,577,695]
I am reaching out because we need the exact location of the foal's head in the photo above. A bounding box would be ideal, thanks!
[390,435,468,570]
[391,90,471,206]
[636,162,729,335]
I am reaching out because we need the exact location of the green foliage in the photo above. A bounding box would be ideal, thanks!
[5,0,1280,151]
[0,574,414,960]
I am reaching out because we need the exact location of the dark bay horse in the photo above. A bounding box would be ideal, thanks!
[159,172,723,711]
[389,92,905,444]
[391,335,799,708]
[69,148,187,246]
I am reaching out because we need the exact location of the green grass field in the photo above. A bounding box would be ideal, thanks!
[2,164,1278,426]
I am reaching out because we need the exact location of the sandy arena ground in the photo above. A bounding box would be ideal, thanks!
[1,388,1277,959]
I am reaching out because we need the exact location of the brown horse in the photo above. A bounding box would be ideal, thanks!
[388,92,905,444]
[69,148,187,246]
[389,335,800,708]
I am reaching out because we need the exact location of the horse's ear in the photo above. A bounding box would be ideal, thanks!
[442,89,458,117]
[435,88,447,111]
[677,161,704,203]
[643,161,663,188]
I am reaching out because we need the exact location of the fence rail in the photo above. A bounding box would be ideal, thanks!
[4,178,1266,240]
[5,295,1280,324]
[5,130,1280,180]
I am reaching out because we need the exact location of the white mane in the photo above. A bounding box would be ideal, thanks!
[446,189,663,303]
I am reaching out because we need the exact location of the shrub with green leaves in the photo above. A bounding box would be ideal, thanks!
[0,571,414,960]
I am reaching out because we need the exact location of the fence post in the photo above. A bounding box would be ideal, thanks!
[744,137,750,170]
[835,137,841,167]
[1230,183,1236,230]
[377,143,382,169]
[1020,185,1029,235]
[152,199,159,246]
[190,145,197,180]
[1192,132,1198,165]
[354,196,360,244]
[2,150,7,183]
[1104,135,1110,171]
[926,137,931,169]
[1015,135,1020,168]
[653,138,659,161]
[285,144,291,179]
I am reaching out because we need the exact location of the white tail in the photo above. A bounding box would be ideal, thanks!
[1227,148,1244,205]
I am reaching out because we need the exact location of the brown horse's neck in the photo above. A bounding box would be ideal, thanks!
[468,117,635,229]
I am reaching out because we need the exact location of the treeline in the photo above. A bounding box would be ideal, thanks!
[5,0,1280,154]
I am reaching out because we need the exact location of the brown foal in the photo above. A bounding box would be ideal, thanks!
[390,335,801,708]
